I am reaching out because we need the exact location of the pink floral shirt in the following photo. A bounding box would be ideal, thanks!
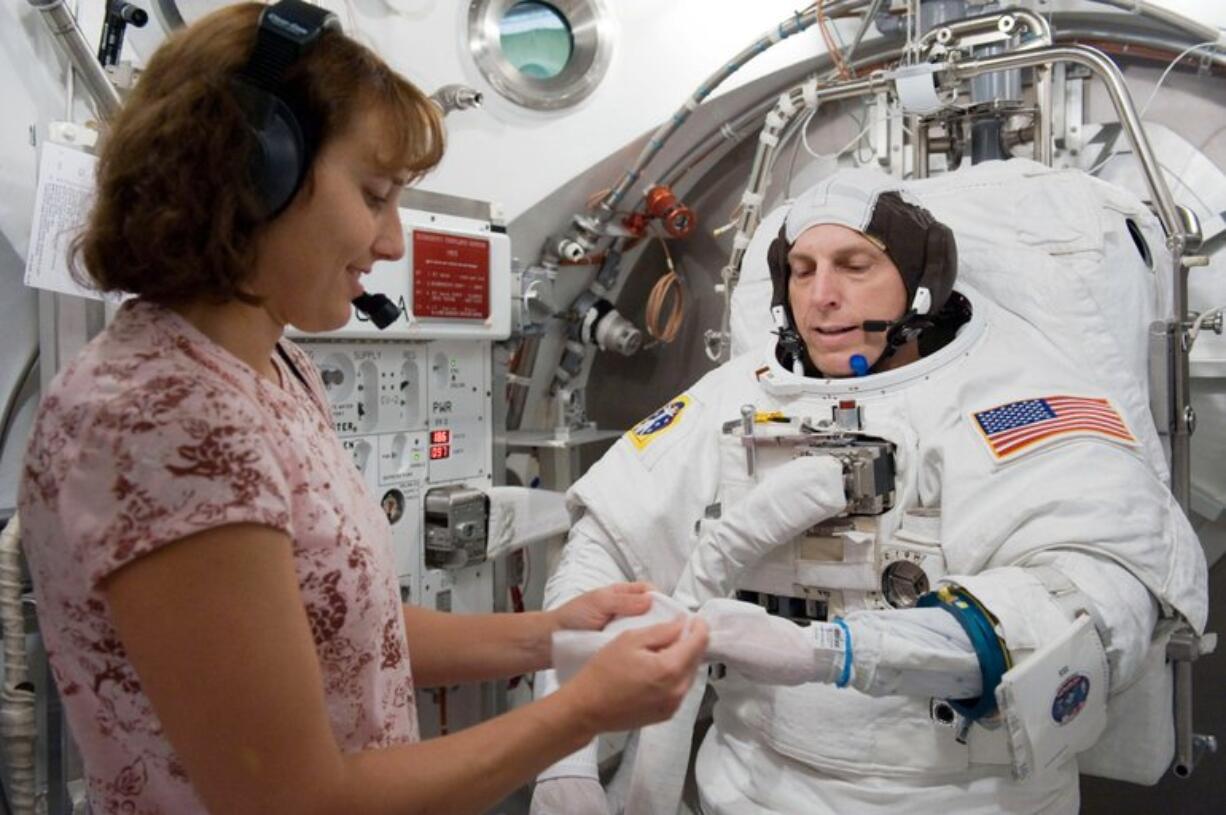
[19,300,418,813]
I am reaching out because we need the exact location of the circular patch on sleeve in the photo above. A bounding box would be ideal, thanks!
[1051,673,1091,726]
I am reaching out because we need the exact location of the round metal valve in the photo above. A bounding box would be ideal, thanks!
[645,185,696,239]
[882,560,930,608]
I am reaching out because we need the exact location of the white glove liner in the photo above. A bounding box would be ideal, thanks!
[552,595,981,815]
[703,598,846,685]
[553,593,979,700]
[673,455,847,607]
[486,486,570,560]
[530,776,610,815]
[841,606,981,699]
[552,592,693,684]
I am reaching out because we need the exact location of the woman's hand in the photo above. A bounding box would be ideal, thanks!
[561,616,710,734]
[550,582,654,633]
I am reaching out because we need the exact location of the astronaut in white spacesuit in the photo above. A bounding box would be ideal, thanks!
[531,169,1208,815]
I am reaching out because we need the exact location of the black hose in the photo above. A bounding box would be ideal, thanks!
[0,350,38,464]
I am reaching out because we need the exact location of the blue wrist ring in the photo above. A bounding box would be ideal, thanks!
[832,617,853,688]
[917,585,1012,721]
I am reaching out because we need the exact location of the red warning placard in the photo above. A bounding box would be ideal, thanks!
[412,229,490,320]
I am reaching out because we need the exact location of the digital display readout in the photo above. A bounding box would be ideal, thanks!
[430,429,451,445]
[429,444,451,460]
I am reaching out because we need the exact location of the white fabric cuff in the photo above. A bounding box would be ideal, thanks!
[533,667,600,782]
[536,737,601,782]
[485,486,569,560]
[941,568,1076,659]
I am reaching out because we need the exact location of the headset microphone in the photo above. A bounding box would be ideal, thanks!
[862,314,909,333]
[352,293,402,329]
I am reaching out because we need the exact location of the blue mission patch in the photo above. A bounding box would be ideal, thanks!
[1051,673,1091,726]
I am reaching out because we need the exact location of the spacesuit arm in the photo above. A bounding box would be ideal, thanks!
[706,552,1154,704]
[705,598,982,696]
[941,550,1157,694]
[921,554,1158,779]
[1017,549,1159,687]
[673,455,848,606]
[534,515,636,782]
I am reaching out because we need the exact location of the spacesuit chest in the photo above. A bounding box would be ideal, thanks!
[711,384,950,620]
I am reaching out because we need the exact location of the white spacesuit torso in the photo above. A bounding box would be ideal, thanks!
[541,162,1207,815]
[563,284,1205,814]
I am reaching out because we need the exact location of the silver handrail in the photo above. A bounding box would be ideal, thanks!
[26,0,123,124]
[952,45,1181,242]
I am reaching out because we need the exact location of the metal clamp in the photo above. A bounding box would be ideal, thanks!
[741,404,756,477]
[423,485,490,570]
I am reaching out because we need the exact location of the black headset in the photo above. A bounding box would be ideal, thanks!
[234,0,340,219]
[236,1,403,329]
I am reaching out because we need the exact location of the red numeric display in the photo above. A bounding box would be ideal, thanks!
[431,429,451,445]
[429,444,451,460]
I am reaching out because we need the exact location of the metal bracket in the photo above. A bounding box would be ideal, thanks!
[918,9,1053,63]
[1167,627,1218,777]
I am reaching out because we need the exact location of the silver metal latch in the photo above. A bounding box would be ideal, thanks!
[424,485,490,570]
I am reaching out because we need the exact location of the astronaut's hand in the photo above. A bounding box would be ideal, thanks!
[703,598,844,685]
[529,777,611,815]
[675,455,846,605]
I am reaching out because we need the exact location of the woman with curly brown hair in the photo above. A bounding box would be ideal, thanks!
[17,3,706,813]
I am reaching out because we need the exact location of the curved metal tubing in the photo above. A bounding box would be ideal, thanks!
[954,44,1182,244]
[27,0,123,123]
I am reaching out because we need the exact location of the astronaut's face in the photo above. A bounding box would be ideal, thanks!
[786,223,910,376]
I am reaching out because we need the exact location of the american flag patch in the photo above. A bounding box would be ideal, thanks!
[972,396,1136,461]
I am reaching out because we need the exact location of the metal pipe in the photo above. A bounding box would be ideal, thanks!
[843,0,888,69]
[1057,25,1226,70]
[912,114,929,177]
[952,46,1181,242]
[27,0,123,123]
[1173,654,1195,776]
[585,0,869,237]
[662,19,1223,197]
[1034,64,1054,165]
[1091,0,1222,45]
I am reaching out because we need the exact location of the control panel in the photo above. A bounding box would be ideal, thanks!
[301,339,492,598]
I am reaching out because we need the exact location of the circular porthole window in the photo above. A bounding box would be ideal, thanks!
[500,2,573,79]
[469,0,612,111]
